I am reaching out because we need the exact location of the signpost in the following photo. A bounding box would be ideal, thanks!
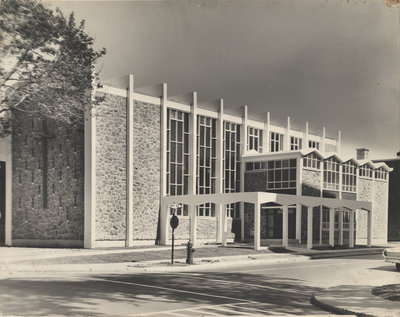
[169,203,180,265]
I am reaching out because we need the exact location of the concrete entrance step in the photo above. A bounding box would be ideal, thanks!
[287,245,384,259]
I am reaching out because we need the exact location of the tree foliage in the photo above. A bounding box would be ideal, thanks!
[0,0,106,136]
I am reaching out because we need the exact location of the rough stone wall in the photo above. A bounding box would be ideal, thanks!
[197,218,217,240]
[245,172,267,192]
[12,114,84,242]
[374,180,388,242]
[95,93,127,240]
[171,217,190,240]
[357,178,373,240]
[132,100,161,240]
[302,169,321,197]
[244,203,254,239]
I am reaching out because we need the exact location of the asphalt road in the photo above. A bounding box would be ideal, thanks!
[0,254,399,316]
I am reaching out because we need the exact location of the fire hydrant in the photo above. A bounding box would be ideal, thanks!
[186,240,195,264]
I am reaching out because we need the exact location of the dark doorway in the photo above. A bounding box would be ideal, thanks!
[0,161,5,245]
[263,208,296,239]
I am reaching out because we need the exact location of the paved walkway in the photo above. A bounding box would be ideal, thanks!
[0,245,309,274]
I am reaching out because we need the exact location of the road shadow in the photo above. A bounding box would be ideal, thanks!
[0,271,324,316]
[369,264,398,272]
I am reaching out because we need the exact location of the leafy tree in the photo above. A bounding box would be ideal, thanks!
[0,0,106,136]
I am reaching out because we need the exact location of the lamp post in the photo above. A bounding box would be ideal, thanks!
[169,203,182,265]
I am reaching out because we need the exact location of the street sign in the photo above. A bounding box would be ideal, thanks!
[170,214,179,230]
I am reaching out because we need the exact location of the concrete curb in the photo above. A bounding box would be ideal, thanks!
[310,294,373,317]
[299,248,384,260]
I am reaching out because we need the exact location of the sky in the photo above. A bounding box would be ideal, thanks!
[49,0,399,160]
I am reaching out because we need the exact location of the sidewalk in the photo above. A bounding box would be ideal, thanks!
[0,244,310,274]
[312,285,400,317]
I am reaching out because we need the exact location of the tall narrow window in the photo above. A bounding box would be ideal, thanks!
[166,109,190,199]
[342,161,357,192]
[270,132,283,152]
[248,127,263,153]
[290,136,302,150]
[197,115,217,217]
[224,121,241,218]
[323,157,340,190]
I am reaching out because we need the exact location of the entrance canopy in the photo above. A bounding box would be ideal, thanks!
[161,192,371,211]
[160,192,372,250]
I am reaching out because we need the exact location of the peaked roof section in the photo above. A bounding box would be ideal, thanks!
[243,148,393,172]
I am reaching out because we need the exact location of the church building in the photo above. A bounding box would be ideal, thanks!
[0,74,392,249]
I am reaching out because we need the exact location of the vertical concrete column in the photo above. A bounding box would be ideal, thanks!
[339,163,343,200]
[319,207,323,245]
[338,209,344,246]
[189,92,197,194]
[307,206,313,249]
[322,126,326,153]
[160,200,169,245]
[296,157,303,243]
[282,205,289,248]
[126,74,134,247]
[221,203,228,247]
[329,208,335,247]
[189,203,197,245]
[160,83,168,198]
[254,199,261,250]
[367,209,373,247]
[84,94,97,249]
[189,92,198,245]
[263,112,270,153]
[285,116,291,151]
[296,204,302,243]
[159,83,168,245]
[337,130,342,154]
[216,100,224,243]
[240,105,248,241]
[216,204,223,243]
[349,210,355,248]
[304,122,309,149]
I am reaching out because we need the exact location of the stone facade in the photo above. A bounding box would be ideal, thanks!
[95,93,127,241]
[12,114,84,244]
[302,169,321,197]
[197,218,217,240]
[132,100,161,241]
[244,203,254,239]
[373,180,388,243]
[171,217,190,240]
[357,178,373,240]
[356,177,388,244]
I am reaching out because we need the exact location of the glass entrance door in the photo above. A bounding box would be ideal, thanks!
[264,207,296,240]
